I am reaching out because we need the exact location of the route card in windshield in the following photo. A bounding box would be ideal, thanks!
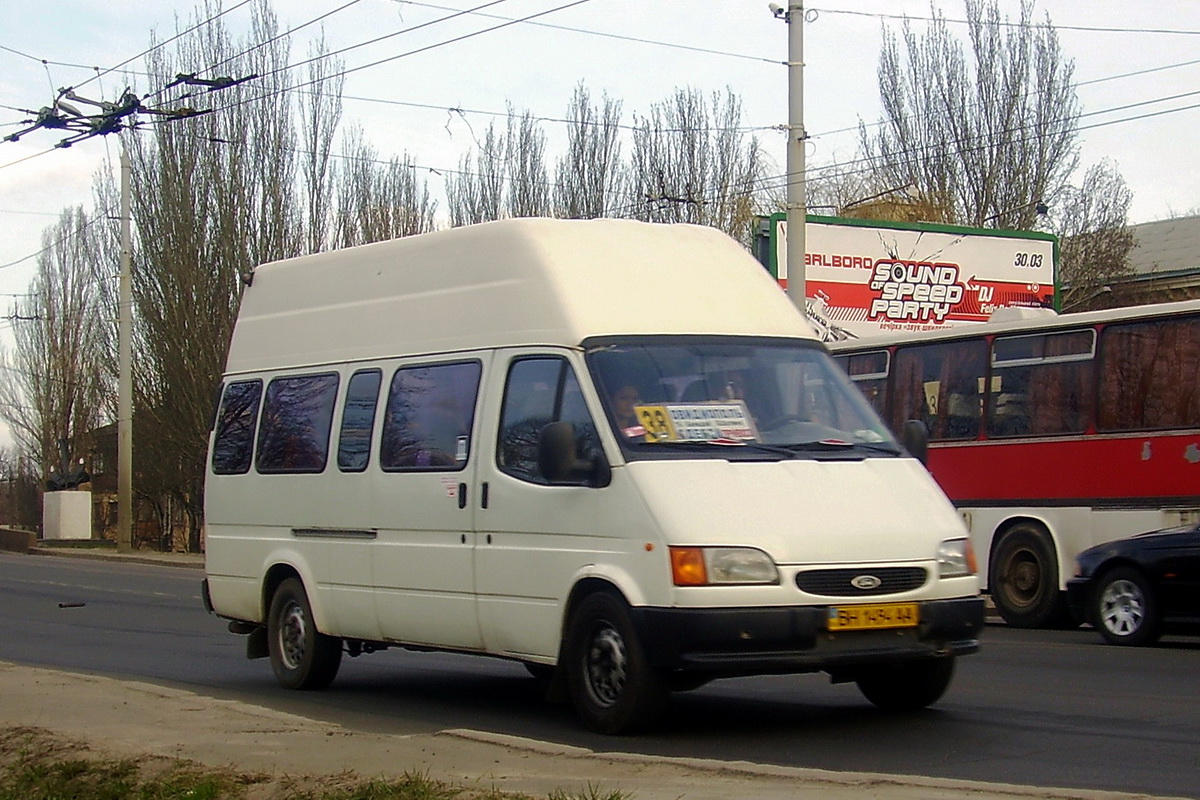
[634,401,758,443]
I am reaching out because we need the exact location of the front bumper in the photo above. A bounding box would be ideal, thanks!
[1065,577,1092,625]
[633,596,984,677]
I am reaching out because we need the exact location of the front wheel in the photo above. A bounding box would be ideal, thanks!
[267,577,343,690]
[855,657,956,711]
[989,524,1069,628]
[564,591,669,735]
[1092,567,1161,647]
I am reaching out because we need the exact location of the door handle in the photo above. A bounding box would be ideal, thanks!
[457,482,467,509]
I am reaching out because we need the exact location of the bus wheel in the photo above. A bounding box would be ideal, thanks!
[564,591,668,735]
[1092,566,1161,647]
[267,577,342,690]
[855,657,955,711]
[990,524,1066,628]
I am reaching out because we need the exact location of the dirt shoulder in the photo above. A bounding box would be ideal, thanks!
[0,660,1176,800]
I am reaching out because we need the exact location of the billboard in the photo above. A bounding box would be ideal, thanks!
[762,214,1057,341]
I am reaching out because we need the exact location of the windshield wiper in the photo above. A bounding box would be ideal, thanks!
[781,439,903,456]
[635,439,799,458]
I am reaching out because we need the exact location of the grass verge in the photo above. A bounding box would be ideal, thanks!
[0,727,629,800]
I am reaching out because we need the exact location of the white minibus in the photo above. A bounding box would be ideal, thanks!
[202,218,983,734]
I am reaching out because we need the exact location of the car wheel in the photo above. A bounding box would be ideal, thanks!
[564,591,669,735]
[989,524,1070,628]
[267,577,342,690]
[855,657,956,711]
[1092,566,1161,647]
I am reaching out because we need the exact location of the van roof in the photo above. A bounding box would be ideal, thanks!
[224,218,814,374]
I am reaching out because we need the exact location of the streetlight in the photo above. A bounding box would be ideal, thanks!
[983,199,1049,227]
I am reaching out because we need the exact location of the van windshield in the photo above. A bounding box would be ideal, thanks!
[587,338,899,457]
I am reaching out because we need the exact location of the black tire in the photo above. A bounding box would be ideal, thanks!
[563,591,669,735]
[1091,566,1161,647]
[855,657,956,711]
[989,524,1068,628]
[267,577,342,690]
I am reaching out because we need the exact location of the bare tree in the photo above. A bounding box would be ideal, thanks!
[1054,161,1135,311]
[446,121,506,226]
[0,208,110,486]
[627,87,766,245]
[335,125,436,246]
[505,107,550,218]
[123,0,316,551]
[298,33,345,254]
[861,0,1080,230]
[553,83,625,219]
[445,107,551,225]
[0,447,40,529]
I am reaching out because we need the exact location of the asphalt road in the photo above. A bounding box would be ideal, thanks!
[2,551,1198,798]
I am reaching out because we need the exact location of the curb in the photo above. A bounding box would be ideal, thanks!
[27,546,205,570]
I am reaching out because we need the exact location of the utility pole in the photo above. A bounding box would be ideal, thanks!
[117,147,133,552]
[4,83,234,553]
[774,2,807,315]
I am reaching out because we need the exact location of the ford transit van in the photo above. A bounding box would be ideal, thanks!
[202,218,983,734]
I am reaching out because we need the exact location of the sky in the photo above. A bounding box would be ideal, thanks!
[1,0,1199,447]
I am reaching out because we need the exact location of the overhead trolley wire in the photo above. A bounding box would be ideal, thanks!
[158,0,597,120]
[809,7,1200,36]
[70,0,258,93]
[394,0,781,64]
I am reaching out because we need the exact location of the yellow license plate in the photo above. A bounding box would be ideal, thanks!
[827,603,919,631]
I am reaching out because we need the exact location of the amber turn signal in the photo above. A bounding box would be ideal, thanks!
[670,546,708,586]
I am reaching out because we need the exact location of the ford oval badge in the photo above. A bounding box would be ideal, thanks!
[851,574,882,590]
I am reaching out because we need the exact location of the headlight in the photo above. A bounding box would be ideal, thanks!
[669,546,779,586]
[938,537,977,578]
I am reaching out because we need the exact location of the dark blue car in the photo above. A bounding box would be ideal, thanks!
[1067,523,1200,646]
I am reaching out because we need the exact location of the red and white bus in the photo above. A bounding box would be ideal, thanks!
[828,299,1200,628]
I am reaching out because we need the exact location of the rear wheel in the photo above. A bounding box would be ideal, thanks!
[267,577,342,690]
[564,591,668,735]
[855,657,956,711]
[989,524,1069,628]
[1092,566,1161,646]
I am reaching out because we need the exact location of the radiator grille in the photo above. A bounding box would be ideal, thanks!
[795,567,928,597]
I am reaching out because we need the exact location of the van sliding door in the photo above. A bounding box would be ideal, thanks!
[371,354,491,649]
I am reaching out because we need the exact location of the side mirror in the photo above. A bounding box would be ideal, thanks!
[538,421,611,487]
[901,419,929,466]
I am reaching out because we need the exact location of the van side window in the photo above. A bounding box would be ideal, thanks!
[337,369,382,472]
[381,361,482,471]
[256,373,340,474]
[498,357,599,483]
[212,380,263,474]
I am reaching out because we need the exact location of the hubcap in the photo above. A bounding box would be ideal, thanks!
[584,625,627,708]
[1001,547,1041,607]
[278,601,307,671]
[1099,579,1145,636]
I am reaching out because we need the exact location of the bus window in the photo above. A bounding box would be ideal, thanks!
[337,369,382,472]
[256,373,340,474]
[836,350,889,419]
[1098,316,1200,431]
[381,362,482,471]
[212,380,263,475]
[988,330,1094,438]
[892,340,987,441]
